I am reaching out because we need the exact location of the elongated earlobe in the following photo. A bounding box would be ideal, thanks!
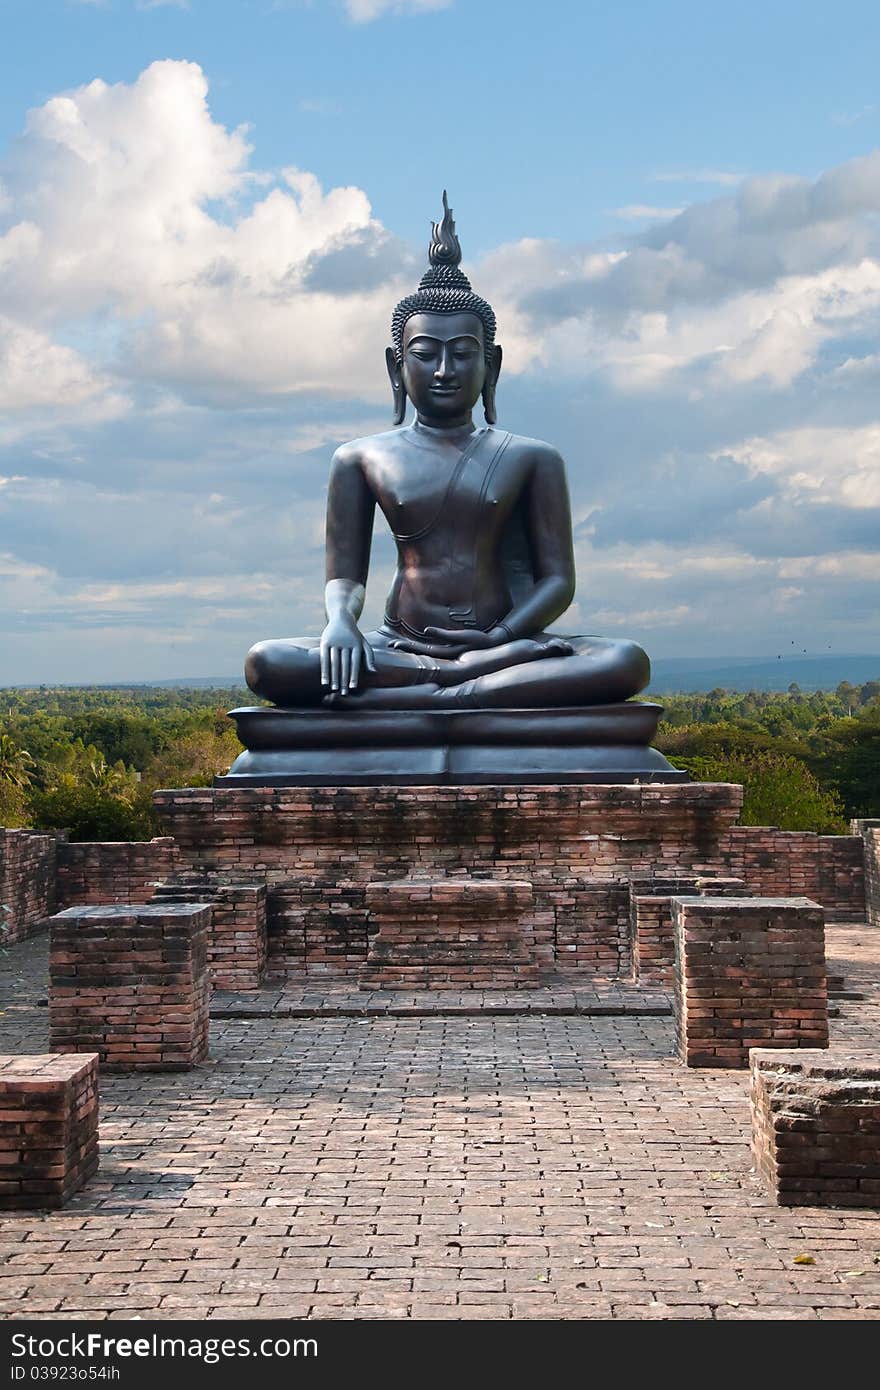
[482,343,502,425]
[386,346,407,425]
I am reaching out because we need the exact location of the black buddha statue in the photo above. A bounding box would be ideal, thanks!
[221,195,684,785]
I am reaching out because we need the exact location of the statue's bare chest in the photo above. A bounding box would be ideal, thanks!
[365,434,526,543]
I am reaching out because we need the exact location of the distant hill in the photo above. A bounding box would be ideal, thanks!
[648,654,880,694]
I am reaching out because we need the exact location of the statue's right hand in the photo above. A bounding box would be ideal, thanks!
[320,616,376,696]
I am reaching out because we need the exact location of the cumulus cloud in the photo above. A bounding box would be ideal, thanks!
[477,155,880,403]
[0,317,126,413]
[719,423,880,509]
[0,61,406,405]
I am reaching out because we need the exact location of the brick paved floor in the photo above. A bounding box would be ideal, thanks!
[1,926,879,1320]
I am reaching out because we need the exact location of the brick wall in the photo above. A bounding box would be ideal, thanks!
[0,828,58,945]
[55,837,179,912]
[719,827,865,921]
[852,821,880,928]
[360,878,543,989]
[154,783,744,978]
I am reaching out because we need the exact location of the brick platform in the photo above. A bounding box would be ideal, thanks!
[673,896,829,1068]
[154,783,744,978]
[151,878,267,990]
[0,1053,98,1209]
[359,879,543,990]
[751,1048,880,1207]
[629,874,745,984]
[49,904,210,1070]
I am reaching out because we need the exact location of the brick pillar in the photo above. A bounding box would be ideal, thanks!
[673,896,828,1068]
[0,1054,99,1209]
[630,875,745,984]
[751,1048,880,1207]
[360,878,542,989]
[152,880,267,990]
[49,904,210,1070]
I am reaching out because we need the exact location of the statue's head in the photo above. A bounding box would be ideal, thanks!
[387,193,502,426]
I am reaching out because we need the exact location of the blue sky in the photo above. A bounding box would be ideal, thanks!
[1,0,880,681]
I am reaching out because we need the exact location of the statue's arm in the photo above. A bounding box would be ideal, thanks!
[321,447,377,694]
[325,446,375,599]
[501,447,576,638]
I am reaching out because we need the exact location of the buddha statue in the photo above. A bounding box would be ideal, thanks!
[222,195,683,784]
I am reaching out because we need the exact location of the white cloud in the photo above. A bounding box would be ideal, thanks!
[0,61,405,403]
[780,552,880,581]
[344,0,451,22]
[491,155,880,395]
[0,316,128,413]
[613,205,684,221]
[719,424,880,510]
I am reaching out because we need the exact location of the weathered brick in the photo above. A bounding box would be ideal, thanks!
[153,783,745,980]
[852,821,880,928]
[152,877,267,990]
[673,897,829,1068]
[360,878,541,989]
[55,838,179,913]
[0,829,58,944]
[719,828,865,921]
[0,1053,98,1209]
[48,904,210,1070]
[751,1048,880,1206]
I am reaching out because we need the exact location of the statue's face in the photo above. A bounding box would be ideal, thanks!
[401,311,486,421]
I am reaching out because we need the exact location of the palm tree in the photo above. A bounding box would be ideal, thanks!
[0,734,36,790]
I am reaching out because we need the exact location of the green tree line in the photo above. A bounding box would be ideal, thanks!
[0,687,249,839]
[0,680,877,839]
[652,680,880,833]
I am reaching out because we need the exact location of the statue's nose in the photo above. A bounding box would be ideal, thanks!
[434,347,455,381]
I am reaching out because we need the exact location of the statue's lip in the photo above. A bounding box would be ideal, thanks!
[430,385,460,393]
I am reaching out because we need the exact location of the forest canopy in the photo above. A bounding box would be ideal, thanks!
[0,680,877,839]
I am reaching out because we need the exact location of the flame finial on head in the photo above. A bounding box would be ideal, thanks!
[391,192,497,365]
[428,190,462,268]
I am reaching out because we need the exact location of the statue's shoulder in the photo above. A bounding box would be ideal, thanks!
[499,430,566,467]
[331,428,404,469]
